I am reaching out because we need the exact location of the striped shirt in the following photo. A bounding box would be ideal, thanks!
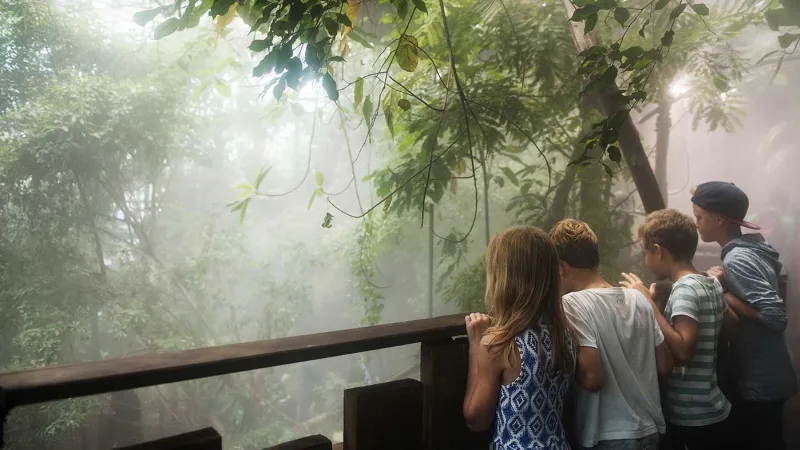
[663,274,731,427]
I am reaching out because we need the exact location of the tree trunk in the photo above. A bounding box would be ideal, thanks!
[560,0,665,214]
[655,100,672,201]
[544,143,582,230]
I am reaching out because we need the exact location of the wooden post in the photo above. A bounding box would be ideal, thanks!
[421,338,492,450]
[264,435,332,450]
[117,427,221,450]
[343,379,423,450]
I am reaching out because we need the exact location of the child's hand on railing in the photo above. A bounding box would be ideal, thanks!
[465,313,491,344]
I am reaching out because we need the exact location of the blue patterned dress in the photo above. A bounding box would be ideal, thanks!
[494,323,576,449]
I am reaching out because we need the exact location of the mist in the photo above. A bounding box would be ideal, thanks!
[1,0,797,448]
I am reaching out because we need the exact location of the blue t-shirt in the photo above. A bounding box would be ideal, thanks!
[494,323,576,449]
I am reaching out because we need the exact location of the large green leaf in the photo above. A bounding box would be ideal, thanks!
[154,18,181,40]
[354,77,364,107]
[396,35,419,73]
[133,7,165,27]
[322,73,339,101]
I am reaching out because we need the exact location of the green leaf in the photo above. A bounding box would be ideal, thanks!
[362,96,374,127]
[354,77,364,107]
[383,99,395,137]
[411,0,428,13]
[347,29,374,48]
[254,167,271,190]
[316,171,325,187]
[253,52,275,77]
[310,4,324,18]
[322,212,333,228]
[305,44,321,71]
[669,4,687,21]
[585,13,598,34]
[614,8,630,26]
[322,73,339,101]
[288,2,307,24]
[602,163,614,177]
[397,0,409,19]
[154,18,181,40]
[639,19,650,37]
[691,3,709,16]
[383,194,393,213]
[210,0,237,18]
[622,46,644,58]
[239,198,250,223]
[214,80,231,97]
[133,7,165,27]
[249,39,270,52]
[329,56,346,62]
[595,0,617,9]
[607,145,622,164]
[661,30,675,47]
[765,9,794,31]
[323,17,339,36]
[571,5,599,21]
[500,167,519,186]
[396,35,419,72]
[713,76,729,92]
[655,0,670,10]
[308,187,323,209]
[398,99,411,111]
[336,13,353,27]
[778,33,800,49]
[193,81,209,100]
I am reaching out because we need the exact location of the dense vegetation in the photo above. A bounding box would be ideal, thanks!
[0,0,794,448]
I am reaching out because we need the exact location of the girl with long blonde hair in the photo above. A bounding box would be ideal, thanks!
[463,226,576,449]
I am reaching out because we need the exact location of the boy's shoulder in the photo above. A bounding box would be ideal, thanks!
[669,274,723,301]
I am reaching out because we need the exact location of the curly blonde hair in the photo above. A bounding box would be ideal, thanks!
[548,219,600,269]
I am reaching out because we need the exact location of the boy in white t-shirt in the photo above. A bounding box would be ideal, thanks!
[550,219,673,449]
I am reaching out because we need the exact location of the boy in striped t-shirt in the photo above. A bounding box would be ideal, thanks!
[620,209,732,449]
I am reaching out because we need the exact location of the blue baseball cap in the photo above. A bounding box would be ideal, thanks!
[691,181,760,230]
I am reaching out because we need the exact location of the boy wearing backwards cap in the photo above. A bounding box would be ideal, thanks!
[691,181,797,450]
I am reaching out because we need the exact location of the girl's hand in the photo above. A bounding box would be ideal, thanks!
[619,272,656,302]
[465,313,492,343]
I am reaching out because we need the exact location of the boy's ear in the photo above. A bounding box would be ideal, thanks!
[558,260,569,276]
[653,243,664,260]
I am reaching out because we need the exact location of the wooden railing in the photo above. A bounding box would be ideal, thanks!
[0,314,492,450]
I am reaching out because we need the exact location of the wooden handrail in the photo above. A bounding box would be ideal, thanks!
[0,314,466,440]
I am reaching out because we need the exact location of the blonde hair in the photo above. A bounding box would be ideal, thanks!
[549,219,600,269]
[484,226,575,374]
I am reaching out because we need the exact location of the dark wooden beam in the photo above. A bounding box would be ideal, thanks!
[264,435,332,450]
[117,427,221,450]
[343,379,424,450]
[0,315,465,416]
[421,338,492,450]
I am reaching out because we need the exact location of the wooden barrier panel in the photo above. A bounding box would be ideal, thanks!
[421,338,492,450]
[264,435,332,450]
[117,427,221,450]
[343,378,423,450]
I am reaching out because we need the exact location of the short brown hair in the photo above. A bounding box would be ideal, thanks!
[638,209,698,262]
[548,219,600,269]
